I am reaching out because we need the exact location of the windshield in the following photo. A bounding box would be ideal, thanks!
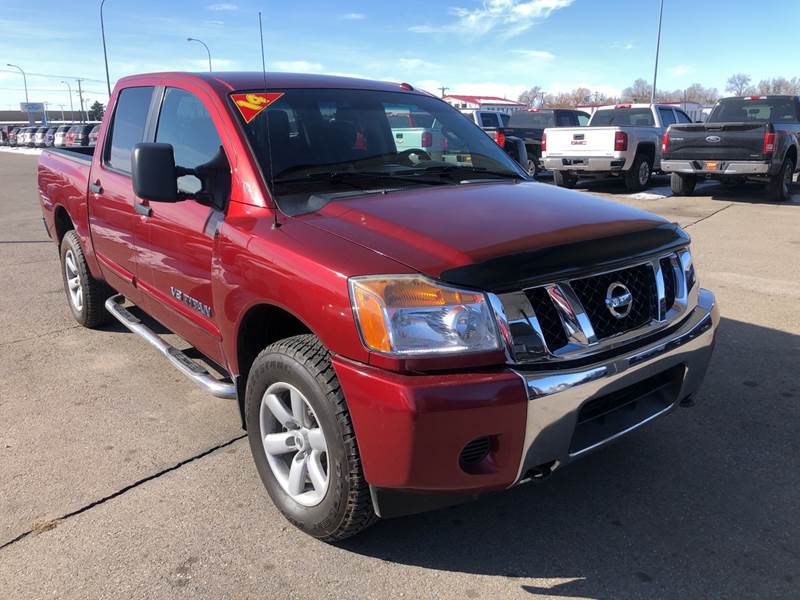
[232,88,526,215]
[590,108,655,127]
[708,97,799,124]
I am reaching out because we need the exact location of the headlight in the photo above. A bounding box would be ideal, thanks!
[349,275,501,356]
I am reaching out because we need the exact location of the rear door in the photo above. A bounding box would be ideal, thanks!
[89,85,155,301]
[134,85,229,362]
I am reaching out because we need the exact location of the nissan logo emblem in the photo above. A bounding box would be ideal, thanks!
[605,282,634,319]
[705,135,721,143]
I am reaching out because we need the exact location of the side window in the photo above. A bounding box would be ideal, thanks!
[480,112,500,127]
[106,86,154,173]
[577,113,590,126]
[658,107,677,126]
[675,110,692,124]
[499,113,510,127]
[155,88,223,194]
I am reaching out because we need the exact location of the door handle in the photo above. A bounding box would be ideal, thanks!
[90,181,103,194]
[134,203,152,217]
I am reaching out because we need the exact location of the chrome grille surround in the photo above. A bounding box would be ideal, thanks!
[489,248,697,365]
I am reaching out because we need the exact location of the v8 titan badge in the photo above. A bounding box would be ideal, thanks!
[231,92,284,123]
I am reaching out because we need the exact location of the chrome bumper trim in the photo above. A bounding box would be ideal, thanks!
[510,288,718,483]
[105,294,236,399]
[661,159,770,175]
[543,157,625,172]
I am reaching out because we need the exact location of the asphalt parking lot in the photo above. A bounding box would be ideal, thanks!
[1,151,798,599]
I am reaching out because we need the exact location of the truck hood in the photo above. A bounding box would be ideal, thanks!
[299,181,688,292]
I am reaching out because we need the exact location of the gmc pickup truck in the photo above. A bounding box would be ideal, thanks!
[543,103,694,191]
[662,95,800,200]
[38,72,718,541]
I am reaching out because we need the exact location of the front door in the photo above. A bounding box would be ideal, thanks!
[89,85,155,301]
[134,86,229,364]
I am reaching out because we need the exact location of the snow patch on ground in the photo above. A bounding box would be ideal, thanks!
[0,147,42,156]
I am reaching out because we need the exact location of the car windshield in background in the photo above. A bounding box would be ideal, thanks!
[708,97,799,123]
[232,88,525,215]
[508,110,555,128]
[590,108,655,127]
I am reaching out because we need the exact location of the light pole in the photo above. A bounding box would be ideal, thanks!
[187,37,213,72]
[651,0,665,103]
[61,81,75,122]
[7,63,31,123]
[100,0,112,96]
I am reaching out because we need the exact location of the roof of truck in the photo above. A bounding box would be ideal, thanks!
[115,71,435,96]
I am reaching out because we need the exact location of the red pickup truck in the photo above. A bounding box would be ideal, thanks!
[38,72,719,541]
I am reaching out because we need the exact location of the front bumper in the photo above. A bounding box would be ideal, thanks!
[543,156,628,172]
[661,159,770,175]
[334,289,718,518]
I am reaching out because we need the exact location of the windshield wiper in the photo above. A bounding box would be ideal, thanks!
[401,164,526,181]
[272,170,450,186]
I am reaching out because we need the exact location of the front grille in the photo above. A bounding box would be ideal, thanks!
[571,264,655,339]
[525,286,568,350]
[660,257,676,311]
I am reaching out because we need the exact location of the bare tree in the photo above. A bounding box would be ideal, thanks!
[621,78,652,102]
[757,77,800,95]
[726,73,754,96]
[518,86,543,107]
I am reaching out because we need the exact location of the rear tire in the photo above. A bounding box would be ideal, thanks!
[670,172,697,196]
[59,230,113,328]
[553,170,578,189]
[768,156,795,201]
[526,158,538,178]
[624,154,652,192]
[245,334,377,541]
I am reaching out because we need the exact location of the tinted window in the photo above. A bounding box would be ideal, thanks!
[675,110,692,123]
[480,112,500,127]
[556,112,580,127]
[577,112,590,126]
[499,113,510,127]
[658,108,677,126]
[508,110,555,128]
[106,86,154,173]
[155,88,223,193]
[590,108,655,127]
[708,97,799,123]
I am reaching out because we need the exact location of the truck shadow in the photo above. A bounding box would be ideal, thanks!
[339,317,800,599]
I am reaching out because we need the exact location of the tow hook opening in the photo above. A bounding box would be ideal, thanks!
[523,461,557,481]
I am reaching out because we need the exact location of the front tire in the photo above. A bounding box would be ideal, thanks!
[553,170,578,188]
[768,156,795,201]
[245,335,376,541]
[526,158,538,178]
[59,230,112,328]
[624,154,652,192]
[670,172,697,196]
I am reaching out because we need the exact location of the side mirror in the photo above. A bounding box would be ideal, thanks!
[132,143,179,202]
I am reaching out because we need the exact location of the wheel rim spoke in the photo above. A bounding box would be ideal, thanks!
[290,388,306,427]
[307,428,326,452]
[307,450,327,492]
[68,276,80,291]
[288,453,307,496]
[263,431,296,455]
[264,393,294,427]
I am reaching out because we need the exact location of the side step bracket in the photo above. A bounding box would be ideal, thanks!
[105,294,236,399]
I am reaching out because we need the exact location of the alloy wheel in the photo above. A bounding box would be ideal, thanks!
[259,382,329,506]
[64,249,83,312]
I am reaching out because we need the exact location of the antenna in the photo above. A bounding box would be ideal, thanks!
[259,11,280,229]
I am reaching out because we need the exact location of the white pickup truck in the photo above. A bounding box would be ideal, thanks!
[542,103,694,191]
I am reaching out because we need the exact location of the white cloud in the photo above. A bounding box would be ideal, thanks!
[207,3,238,11]
[273,60,324,73]
[612,41,635,51]
[512,49,555,60]
[339,13,366,20]
[668,64,694,77]
[410,0,574,38]
[398,58,437,70]
[547,81,622,98]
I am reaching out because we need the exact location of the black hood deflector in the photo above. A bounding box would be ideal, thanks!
[439,223,690,293]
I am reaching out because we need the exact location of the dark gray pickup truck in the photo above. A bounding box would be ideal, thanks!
[662,95,800,200]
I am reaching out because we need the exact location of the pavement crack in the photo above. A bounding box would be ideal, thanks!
[684,202,734,229]
[0,434,246,553]
[0,325,80,348]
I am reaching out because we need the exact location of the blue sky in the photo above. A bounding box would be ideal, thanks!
[1,0,798,111]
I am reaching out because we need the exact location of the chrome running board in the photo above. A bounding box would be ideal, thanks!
[105,294,236,399]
